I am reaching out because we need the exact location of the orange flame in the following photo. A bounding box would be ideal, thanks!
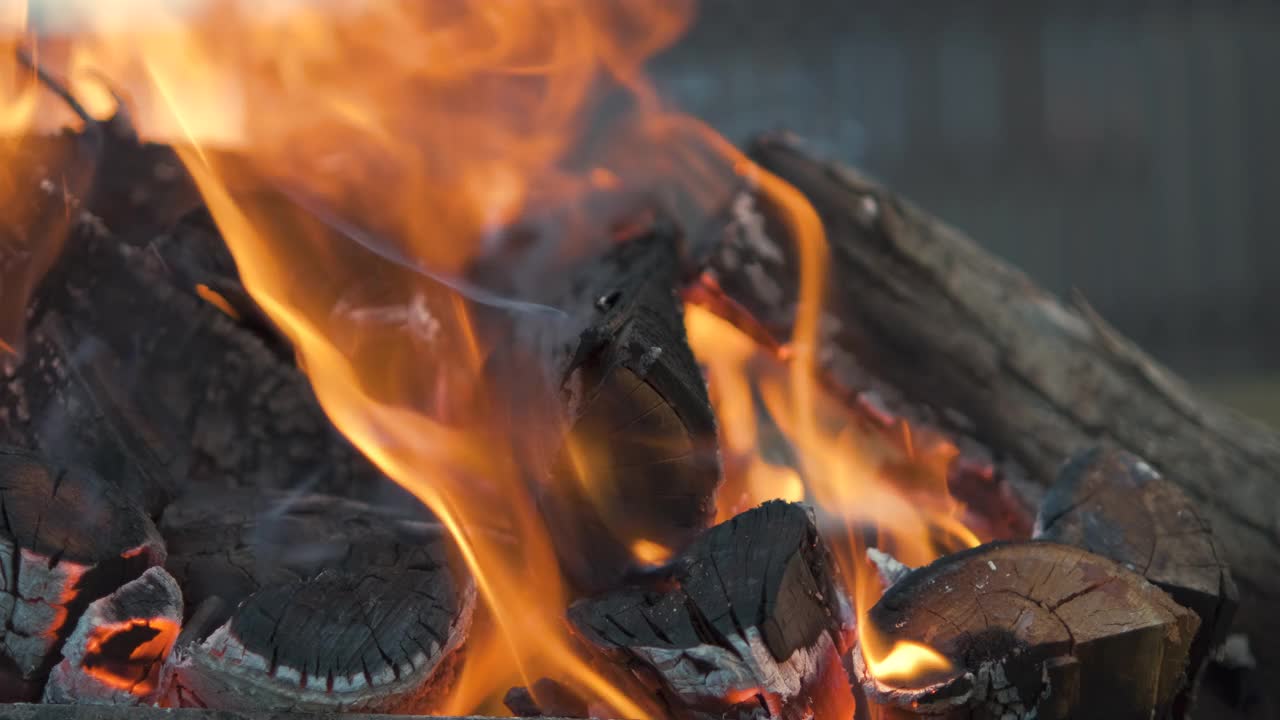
[82,617,181,695]
[1,0,980,707]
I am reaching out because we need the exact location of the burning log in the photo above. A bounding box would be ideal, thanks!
[1034,446,1237,715]
[0,308,184,516]
[3,704,576,720]
[25,223,391,501]
[568,501,855,720]
[43,566,183,706]
[693,131,1280,690]
[485,223,720,591]
[0,447,166,701]
[852,542,1200,720]
[158,488,475,713]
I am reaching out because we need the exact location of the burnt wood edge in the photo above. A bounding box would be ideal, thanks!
[0,705,585,720]
[690,130,1279,695]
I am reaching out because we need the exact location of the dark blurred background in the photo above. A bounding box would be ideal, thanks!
[653,0,1280,424]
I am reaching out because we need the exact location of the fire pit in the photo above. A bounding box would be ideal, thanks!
[0,2,1273,719]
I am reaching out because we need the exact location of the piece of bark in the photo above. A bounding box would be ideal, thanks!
[853,542,1200,720]
[25,224,395,502]
[0,307,185,515]
[485,223,720,592]
[569,501,855,720]
[692,131,1277,690]
[43,566,183,705]
[1034,446,1237,717]
[0,447,166,701]
[158,488,475,713]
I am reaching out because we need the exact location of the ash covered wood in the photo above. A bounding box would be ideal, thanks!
[2,703,578,720]
[486,223,720,591]
[159,488,475,713]
[693,131,1276,691]
[1035,445,1237,717]
[44,566,182,706]
[0,447,165,701]
[569,501,854,720]
[854,542,1199,720]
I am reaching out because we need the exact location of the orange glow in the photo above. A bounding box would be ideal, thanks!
[194,283,240,320]
[630,539,673,567]
[82,617,180,695]
[860,641,951,683]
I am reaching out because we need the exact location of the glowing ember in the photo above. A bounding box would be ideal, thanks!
[81,618,180,695]
[629,538,673,567]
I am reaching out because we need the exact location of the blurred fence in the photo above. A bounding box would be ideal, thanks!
[654,0,1280,379]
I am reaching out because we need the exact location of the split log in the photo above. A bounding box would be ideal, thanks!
[480,222,720,591]
[1034,446,1237,715]
[159,488,453,620]
[43,566,183,705]
[25,223,394,502]
[158,488,475,714]
[0,308,185,515]
[853,541,1200,720]
[0,447,165,701]
[568,501,855,720]
[691,131,1280,688]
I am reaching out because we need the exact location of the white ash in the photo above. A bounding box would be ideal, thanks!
[866,547,913,589]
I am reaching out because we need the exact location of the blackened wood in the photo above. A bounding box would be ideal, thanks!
[512,226,720,592]
[504,678,590,718]
[0,447,165,700]
[694,131,1278,689]
[569,501,855,720]
[854,542,1199,720]
[1035,446,1237,717]
[27,227,393,501]
[159,488,474,713]
[167,565,474,714]
[43,566,183,705]
[0,308,184,515]
[159,488,452,623]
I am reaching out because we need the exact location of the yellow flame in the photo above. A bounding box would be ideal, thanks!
[630,539,673,567]
[864,641,952,683]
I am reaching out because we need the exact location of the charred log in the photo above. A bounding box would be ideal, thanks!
[484,222,720,592]
[1035,446,1237,716]
[854,542,1199,720]
[568,501,854,720]
[158,488,475,713]
[0,447,165,701]
[1,703,576,720]
[693,131,1278,688]
[26,225,393,501]
[43,566,182,706]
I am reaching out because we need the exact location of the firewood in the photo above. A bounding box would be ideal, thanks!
[2,703,578,720]
[568,501,855,720]
[853,542,1199,720]
[0,308,184,515]
[1034,446,1237,716]
[158,488,475,713]
[26,225,393,502]
[159,488,452,620]
[0,447,165,701]
[692,131,1279,695]
[43,566,183,706]
[479,222,720,591]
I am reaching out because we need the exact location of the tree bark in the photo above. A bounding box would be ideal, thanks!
[691,131,1280,691]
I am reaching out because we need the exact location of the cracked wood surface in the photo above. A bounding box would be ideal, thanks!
[692,131,1280,697]
[1035,446,1237,716]
[858,541,1199,720]
[569,501,854,720]
[0,447,165,701]
[158,488,474,714]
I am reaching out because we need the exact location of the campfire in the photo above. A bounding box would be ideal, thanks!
[0,2,1269,719]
